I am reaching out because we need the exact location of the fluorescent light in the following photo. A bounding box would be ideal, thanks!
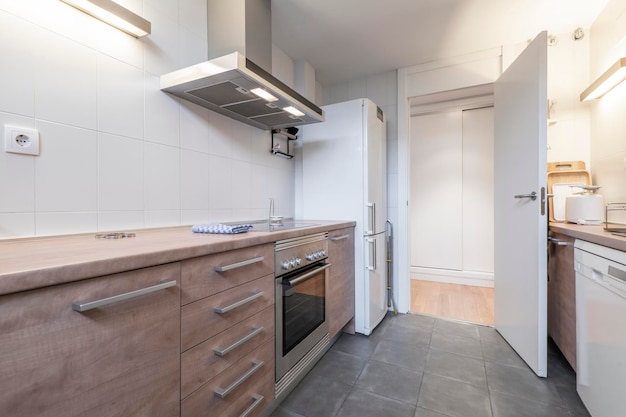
[283,106,305,117]
[60,0,151,38]
[251,88,278,102]
[580,57,626,101]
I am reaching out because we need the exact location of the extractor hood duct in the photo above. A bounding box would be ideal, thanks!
[160,0,324,130]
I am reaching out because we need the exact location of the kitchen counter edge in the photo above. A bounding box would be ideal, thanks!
[549,222,626,252]
[0,221,356,296]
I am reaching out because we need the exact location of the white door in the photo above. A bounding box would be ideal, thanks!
[494,31,548,377]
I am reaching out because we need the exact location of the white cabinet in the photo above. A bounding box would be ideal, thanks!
[410,106,494,286]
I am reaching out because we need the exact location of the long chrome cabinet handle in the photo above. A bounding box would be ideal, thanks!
[514,192,537,201]
[71,280,176,312]
[239,394,264,417]
[213,291,264,314]
[214,360,264,399]
[213,326,264,357]
[214,256,264,272]
[330,234,350,241]
[284,263,332,286]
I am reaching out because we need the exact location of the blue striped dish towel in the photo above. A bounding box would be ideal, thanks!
[192,223,254,234]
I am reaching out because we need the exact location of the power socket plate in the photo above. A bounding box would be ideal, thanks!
[4,125,40,156]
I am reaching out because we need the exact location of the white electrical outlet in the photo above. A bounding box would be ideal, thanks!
[4,126,40,156]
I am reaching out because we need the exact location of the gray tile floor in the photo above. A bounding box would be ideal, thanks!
[270,313,590,417]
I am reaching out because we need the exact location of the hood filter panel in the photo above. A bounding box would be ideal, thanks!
[187,81,255,106]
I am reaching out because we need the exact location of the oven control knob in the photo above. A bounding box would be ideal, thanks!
[305,254,314,261]
[289,258,297,267]
[281,261,290,270]
[295,257,302,266]
[321,250,326,257]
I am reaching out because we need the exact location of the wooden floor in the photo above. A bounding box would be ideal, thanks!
[410,279,495,326]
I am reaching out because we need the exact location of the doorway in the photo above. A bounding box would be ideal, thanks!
[408,100,495,326]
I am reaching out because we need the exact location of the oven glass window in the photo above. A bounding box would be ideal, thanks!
[282,268,326,355]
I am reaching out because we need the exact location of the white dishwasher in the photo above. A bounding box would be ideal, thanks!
[574,239,626,417]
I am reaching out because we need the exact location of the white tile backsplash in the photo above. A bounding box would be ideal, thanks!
[97,55,144,139]
[34,121,98,212]
[144,143,180,210]
[0,2,299,238]
[145,74,180,147]
[98,133,144,211]
[36,212,98,236]
[35,31,98,130]
[0,11,36,117]
[180,149,209,210]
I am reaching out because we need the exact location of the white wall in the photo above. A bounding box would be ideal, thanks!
[0,0,298,239]
[588,0,626,217]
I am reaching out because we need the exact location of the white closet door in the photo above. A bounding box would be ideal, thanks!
[410,111,463,270]
[462,107,494,273]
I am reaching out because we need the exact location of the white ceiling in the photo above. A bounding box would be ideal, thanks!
[271,0,609,86]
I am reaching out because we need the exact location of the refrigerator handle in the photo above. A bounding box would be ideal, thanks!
[366,202,375,235]
[366,238,376,270]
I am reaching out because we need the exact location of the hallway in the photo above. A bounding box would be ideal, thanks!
[270,313,589,417]
[410,280,494,326]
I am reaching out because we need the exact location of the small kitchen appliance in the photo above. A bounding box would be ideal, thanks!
[565,185,603,225]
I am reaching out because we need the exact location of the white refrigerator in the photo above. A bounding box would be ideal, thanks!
[297,98,387,336]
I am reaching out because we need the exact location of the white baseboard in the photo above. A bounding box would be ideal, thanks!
[410,266,494,288]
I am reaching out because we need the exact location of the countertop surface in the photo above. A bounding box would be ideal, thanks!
[0,221,355,296]
[549,222,626,252]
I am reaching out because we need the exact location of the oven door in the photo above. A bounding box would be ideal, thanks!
[275,261,331,381]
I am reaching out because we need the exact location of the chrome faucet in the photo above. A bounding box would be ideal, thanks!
[269,198,274,223]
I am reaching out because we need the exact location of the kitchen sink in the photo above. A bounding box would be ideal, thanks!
[225,220,319,232]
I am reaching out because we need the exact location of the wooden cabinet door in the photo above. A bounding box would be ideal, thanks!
[547,231,577,370]
[0,263,181,417]
[327,227,356,338]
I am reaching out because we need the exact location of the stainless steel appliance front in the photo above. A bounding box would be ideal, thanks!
[275,233,330,386]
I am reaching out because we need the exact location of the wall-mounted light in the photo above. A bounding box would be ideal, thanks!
[60,0,151,38]
[580,57,626,101]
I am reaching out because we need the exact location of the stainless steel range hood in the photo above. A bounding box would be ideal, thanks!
[160,0,324,130]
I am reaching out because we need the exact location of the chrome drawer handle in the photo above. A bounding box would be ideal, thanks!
[213,326,264,357]
[548,236,572,246]
[71,280,176,312]
[214,256,264,272]
[330,234,350,241]
[213,291,264,314]
[214,360,264,399]
[239,394,264,417]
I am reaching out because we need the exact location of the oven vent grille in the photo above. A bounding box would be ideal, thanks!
[275,333,329,399]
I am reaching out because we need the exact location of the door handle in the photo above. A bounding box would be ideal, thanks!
[514,192,537,201]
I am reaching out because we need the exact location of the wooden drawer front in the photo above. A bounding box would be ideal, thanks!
[328,227,355,278]
[0,263,181,417]
[181,306,274,398]
[181,275,274,351]
[181,244,274,305]
[181,339,274,417]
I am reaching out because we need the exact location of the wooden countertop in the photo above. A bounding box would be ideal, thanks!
[0,221,355,296]
[549,222,626,252]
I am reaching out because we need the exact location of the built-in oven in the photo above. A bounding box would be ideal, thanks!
[275,232,331,396]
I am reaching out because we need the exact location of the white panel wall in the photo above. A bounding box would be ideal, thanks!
[0,0,296,238]
[588,0,626,222]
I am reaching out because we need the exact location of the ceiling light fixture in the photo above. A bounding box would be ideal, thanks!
[283,106,305,117]
[251,88,278,102]
[60,0,151,38]
[580,57,626,101]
